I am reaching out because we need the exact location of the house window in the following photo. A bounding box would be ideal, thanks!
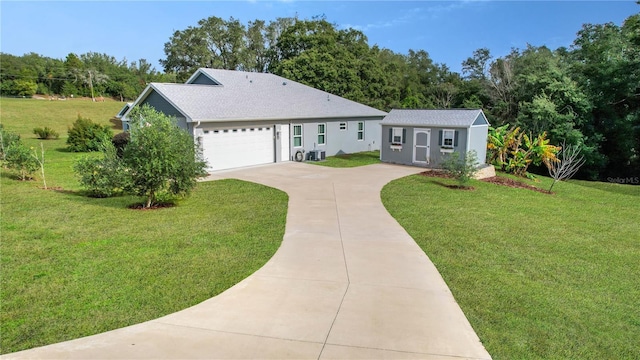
[339,122,347,131]
[318,123,326,145]
[392,127,404,145]
[357,121,364,141]
[442,129,455,148]
[293,124,303,147]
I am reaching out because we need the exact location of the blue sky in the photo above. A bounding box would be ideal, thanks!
[1,1,638,74]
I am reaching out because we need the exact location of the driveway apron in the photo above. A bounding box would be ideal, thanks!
[3,163,491,359]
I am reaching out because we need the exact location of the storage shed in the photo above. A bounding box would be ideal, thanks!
[380,109,490,168]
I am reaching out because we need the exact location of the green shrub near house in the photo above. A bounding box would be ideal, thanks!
[66,115,112,152]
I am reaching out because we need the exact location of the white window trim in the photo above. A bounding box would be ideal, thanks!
[318,123,326,145]
[392,127,404,145]
[442,129,455,148]
[293,124,303,148]
[339,122,348,131]
[357,121,364,141]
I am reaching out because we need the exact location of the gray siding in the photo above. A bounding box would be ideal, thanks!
[468,125,489,164]
[142,91,188,130]
[380,125,469,168]
[190,73,218,85]
[291,118,381,159]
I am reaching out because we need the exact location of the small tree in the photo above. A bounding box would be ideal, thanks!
[124,105,207,208]
[32,143,47,189]
[67,115,112,152]
[547,142,585,192]
[441,150,479,188]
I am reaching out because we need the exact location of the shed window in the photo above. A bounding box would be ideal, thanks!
[357,121,364,141]
[293,124,303,147]
[318,124,326,145]
[339,122,347,131]
[439,129,458,148]
[391,127,404,145]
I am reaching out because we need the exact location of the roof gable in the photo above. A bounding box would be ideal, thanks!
[185,69,222,85]
[381,109,488,127]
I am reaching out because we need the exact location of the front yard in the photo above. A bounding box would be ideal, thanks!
[382,174,640,359]
[0,99,288,353]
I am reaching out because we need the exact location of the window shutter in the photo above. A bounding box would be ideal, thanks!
[438,130,443,146]
[454,131,459,147]
[389,128,393,142]
[402,129,407,144]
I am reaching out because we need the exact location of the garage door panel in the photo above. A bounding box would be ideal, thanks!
[203,127,274,171]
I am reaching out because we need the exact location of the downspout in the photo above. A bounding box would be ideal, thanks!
[193,120,202,159]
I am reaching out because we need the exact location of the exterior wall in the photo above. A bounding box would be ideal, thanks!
[380,125,469,168]
[141,91,189,130]
[290,118,382,160]
[468,125,489,164]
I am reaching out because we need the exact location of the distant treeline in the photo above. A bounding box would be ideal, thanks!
[0,52,175,101]
[1,12,638,180]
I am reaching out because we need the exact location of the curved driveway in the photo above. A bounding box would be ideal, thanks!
[4,163,491,359]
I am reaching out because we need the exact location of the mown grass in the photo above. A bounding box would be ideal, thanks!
[312,150,380,168]
[0,98,289,354]
[382,174,640,359]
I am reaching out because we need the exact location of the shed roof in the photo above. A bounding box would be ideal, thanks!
[381,109,488,127]
[126,68,386,122]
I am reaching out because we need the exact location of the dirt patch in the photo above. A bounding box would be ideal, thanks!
[481,176,551,194]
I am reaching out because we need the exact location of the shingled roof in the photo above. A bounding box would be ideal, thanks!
[381,109,489,127]
[126,68,387,122]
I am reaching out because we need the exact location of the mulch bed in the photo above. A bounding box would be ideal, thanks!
[419,170,550,194]
[480,176,551,194]
[419,171,475,190]
[128,203,176,210]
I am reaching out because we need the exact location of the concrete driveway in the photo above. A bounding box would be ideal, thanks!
[4,162,491,359]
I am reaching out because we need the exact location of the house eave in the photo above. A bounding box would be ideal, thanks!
[190,114,386,123]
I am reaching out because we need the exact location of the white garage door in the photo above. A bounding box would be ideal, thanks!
[202,127,274,171]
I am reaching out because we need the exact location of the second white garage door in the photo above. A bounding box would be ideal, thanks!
[202,127,275,171]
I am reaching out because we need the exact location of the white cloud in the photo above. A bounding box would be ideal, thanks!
[341,7,421,32]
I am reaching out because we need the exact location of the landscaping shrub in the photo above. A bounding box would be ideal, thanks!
[0,125,21,160]
[33,127,59,140]
[66,115,112,152]
[441,150,479,187]
[74,142,130,197]
[111,131,130,158]
[4,143,38,180]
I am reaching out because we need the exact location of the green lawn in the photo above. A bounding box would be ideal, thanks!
[312,150,380,167]
[382,174,640,359]
[0,98,289,354]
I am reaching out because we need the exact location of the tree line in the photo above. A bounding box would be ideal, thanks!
[0,52,175,101]
[1,12,638,180]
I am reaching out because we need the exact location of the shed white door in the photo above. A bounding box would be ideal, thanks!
[202,127,274,171]
[413,128,431,164]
